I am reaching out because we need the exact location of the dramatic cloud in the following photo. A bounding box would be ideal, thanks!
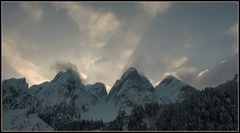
[51,61,88,81]
[2,2,155,88]
[126,3,237,89]
[229,23,238,38]
[52,2,146,88]
[158,66,199,86]
[227,23,238,55]
[198,69,209,78]
[194,55,238,89]
[20,3,43,22]
[140,2,171,17]
[157,55,238,89]
[52,61,78,73]
[170,56,188,69]
[2,2,238,91]
[55,2,120,48]
[2,34,49,85]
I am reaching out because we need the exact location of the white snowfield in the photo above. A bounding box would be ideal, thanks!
[3,109,53,131]
[2,67,196,131]
[81,100,119,122]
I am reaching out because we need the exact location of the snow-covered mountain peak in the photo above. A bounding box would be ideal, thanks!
[51,69,84,87]
[52,69,80,81]
[91,82,106,89]
[2,78,36,110]
[108,67,155,114]
[154,75,196,103]
[157,75,185,87]
[121,67,140,80]
[164,75,175,80]
[2,78,29,91]
[2,78,29,100]
[87,82,107,100]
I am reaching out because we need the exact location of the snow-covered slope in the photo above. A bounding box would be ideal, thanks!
[3,109,53,131]
[108,67,155,114]
[154,75,196,104]
[2,78,52,131]
[2,68,198,130]
[81,100,119,122]
[30,69,98,111]
[27,69,99,128]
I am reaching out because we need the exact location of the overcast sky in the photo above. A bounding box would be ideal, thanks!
[2,2,238,92]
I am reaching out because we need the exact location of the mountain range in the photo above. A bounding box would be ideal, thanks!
[2,67,237,131]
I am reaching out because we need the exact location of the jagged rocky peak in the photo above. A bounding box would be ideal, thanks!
[121,67,153,89]
[109,67,140,97]
[109,67,153,95]
[2,78,29,93]
[52,69,80,81]
[88,82,107,99]
[120,67,140,80]
[92,82,106,88]
[157,75,182,87]
[51,68,84,86]
[155,75,187,91]
[154,75,196,104]
[2,78,35,110]
[108,67,155,113]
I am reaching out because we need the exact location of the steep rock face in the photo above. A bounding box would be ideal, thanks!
[108,67,155,114]
[51,69,85,88]
[154,75,196,104]
[2,78,35,110]
[87,82,107,101]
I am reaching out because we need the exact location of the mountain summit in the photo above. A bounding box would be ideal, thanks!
[51,69,84,88]
[108,67,154,114]
[154,75,196,103]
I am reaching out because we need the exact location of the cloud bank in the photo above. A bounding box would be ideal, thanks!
[2,2,238,90]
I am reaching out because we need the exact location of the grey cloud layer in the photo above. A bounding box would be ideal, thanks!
[126,3,238,88]
[2,2,238,90]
